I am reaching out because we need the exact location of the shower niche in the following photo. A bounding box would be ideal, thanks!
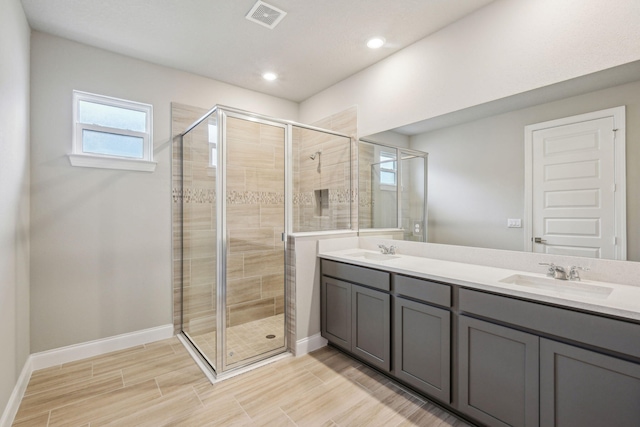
[314,189,329,217]
[174,105,351,377]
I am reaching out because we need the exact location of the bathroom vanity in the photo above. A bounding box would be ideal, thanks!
[319,249,640,427]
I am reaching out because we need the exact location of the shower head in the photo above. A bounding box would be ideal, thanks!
[309,151,321,160]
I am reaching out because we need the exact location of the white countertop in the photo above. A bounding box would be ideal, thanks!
[318,248,640,322]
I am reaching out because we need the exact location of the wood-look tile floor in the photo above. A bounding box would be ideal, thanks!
[12,337,472,427]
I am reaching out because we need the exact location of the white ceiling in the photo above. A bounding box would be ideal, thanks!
[20,0,495,102]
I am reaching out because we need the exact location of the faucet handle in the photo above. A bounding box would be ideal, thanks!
[539,262,556,276]
[569,266,590,281]
[389,245,397,255]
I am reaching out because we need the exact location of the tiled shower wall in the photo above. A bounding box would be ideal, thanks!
[293,107,358,232]
[225,117,285,327]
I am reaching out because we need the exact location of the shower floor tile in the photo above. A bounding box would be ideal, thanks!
[186,313,285,367]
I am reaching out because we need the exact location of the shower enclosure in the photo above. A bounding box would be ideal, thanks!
[175,105,351,377]
[359,140,428,241]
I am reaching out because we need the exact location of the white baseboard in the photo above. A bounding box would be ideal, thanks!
[30,324,174,370]
[295,333,327,356]
[0,324,174,427]
[0,357,32,427]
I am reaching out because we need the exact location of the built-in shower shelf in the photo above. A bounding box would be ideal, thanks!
[314,189,329,217]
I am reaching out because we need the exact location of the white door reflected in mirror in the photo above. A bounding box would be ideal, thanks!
[525,106,626,260]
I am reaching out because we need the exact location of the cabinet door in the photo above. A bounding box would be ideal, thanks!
[459,316,539,427]
[540,338,640,427]
[351,284,391,371]
[321,276,351,351]
[394,297,451,402]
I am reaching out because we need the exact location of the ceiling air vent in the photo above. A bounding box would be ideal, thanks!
[246,1,287,29]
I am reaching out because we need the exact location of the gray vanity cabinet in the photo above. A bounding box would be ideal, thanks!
[321,276,352,352]
[321,256,640,427]
[540,338,640,427]
[394,297,450,403]
[351,284,391,371]
[393,274,452,403]
[320,260,391,371]
[458,315,539,427]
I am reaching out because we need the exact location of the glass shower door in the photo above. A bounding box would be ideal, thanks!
[222,114,286,370]
[181,114,218,370]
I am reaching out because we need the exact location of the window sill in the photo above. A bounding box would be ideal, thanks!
[68,154,157,172]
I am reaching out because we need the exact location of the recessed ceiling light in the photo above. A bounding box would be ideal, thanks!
[367,37,386,49]
[262,72,278,81]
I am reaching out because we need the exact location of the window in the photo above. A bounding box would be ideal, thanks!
[69,91,155,171]
[379,151,397,186]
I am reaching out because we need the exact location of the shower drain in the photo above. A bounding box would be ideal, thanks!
[266,334,276,339]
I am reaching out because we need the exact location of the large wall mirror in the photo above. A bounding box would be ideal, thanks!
[358,140,428,242]
[359,61,640,262]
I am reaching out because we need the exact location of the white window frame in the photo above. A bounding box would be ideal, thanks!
[68,90,156,172]
[379,150,397,189]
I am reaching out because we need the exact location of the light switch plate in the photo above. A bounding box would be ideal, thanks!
[507,218,522,228]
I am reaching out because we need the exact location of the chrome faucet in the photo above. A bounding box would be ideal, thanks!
[568,265,589,281]
[378,244,397,255]
[540,263,590,281]
[539,263,568,280]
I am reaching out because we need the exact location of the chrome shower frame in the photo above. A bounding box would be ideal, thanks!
[178,105,351,379]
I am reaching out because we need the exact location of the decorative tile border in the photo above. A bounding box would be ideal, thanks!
[172,188,215,204]
[293,192,313,205]
[358,190,371,208]
[227,190,284,205]
[329,188,352,204]
[165,188,360,206]
[292,189,357,206]
[173,189,285,205]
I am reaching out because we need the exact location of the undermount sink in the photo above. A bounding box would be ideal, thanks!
[499,274,613,299]
[344,251,400,261]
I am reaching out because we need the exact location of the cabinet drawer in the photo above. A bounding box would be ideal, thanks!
[394,275,451,307]
[321,259,390,291]
[459,288,640,360]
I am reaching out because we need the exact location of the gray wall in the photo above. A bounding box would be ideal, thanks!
[29,32,298,353]
[411,79,640,260]
[0,0,31,415]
